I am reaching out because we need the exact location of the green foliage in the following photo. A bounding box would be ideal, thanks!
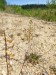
[5,5,21,14]
[0,0,7,10]
[51,0,56,4]
[21,4,47,9]
[25,53,41,65]
[47,0,56,4]
[0,4,56,22]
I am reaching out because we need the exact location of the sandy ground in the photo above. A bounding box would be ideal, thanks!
[0,13,56,75]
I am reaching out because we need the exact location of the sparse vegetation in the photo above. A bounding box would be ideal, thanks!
[4,4,56,22]
[0,0,56,22]
[0,1,56,75]
[25,53,41,65]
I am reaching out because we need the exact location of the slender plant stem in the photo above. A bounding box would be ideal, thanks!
[4,31,9,75]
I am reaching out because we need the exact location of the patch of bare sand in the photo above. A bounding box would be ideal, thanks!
[0,13,56,75]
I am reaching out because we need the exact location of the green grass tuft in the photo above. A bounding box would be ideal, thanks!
[25,53,41,65]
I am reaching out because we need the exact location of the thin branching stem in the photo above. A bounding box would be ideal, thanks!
[4,30,9,75]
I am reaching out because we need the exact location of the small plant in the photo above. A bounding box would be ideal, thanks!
[25,53,41,65]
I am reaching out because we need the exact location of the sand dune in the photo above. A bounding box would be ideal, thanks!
[0,13,56,75]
